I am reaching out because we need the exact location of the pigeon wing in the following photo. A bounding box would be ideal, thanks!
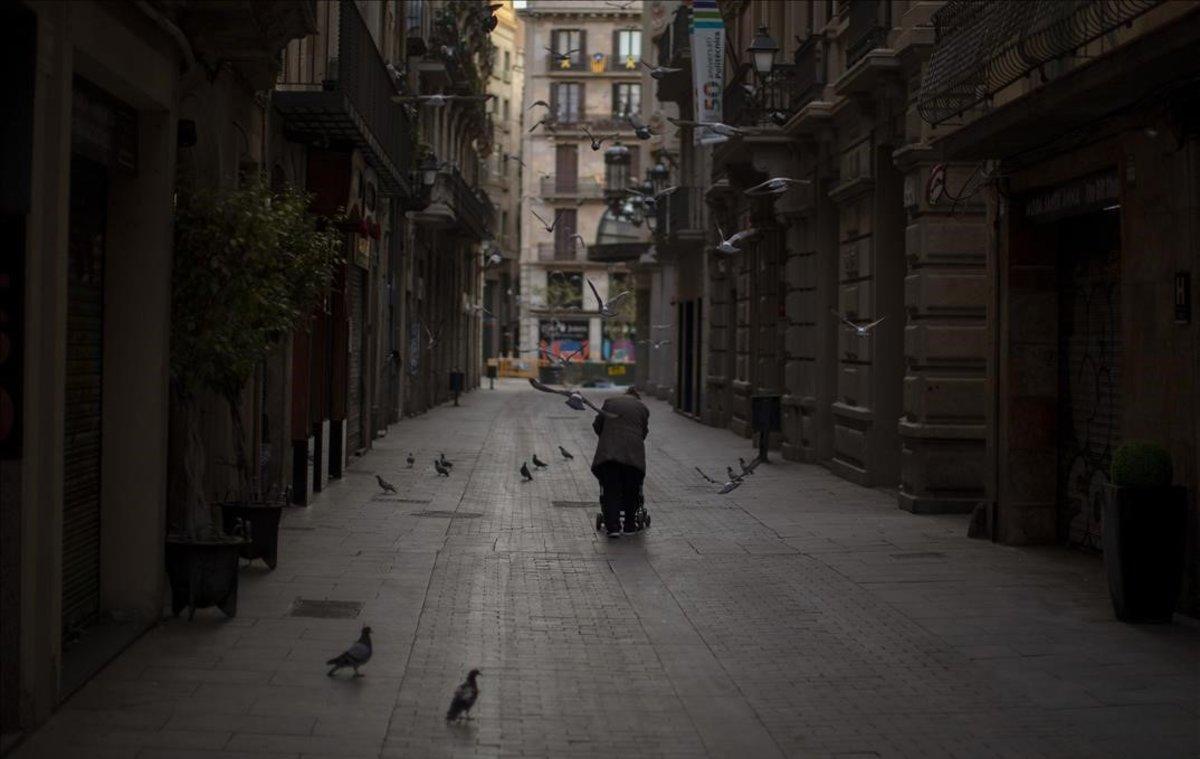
[694,466,718,484]
[528,377,571,398]
[606,290,632,308]
[585,277,603,308]
[863,315,887,331]
[718,480,742,494]
[530,208,550,228]
[728,228,758,245]
[829,308,859,329]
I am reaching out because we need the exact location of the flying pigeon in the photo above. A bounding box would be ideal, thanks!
[528,99,551,111]
[439,453,454,469]
[406,453,415,468]
[627,114,655,140]
[744,177,810,197]
[376,475,397,494]
[545,46,580,62]
[694,467,719,484]
[582,125,617,150]
[559,446,574,460]
[718,479,742,495]
[503,152,527,169]
[527,377,617,417]
[326,626,372,677]
[434,460,451,477]
[830,308,886,337]
[529,116,551,133]
[530,208,562,233]
[446,669,481,722]
[520,462,533,481]
[640,59,684,79]
[585,276,631,318]
[532,454,548,468]
[484,14,498,32]
[638,338,672,349]
[391,93,494,107]
[715,224,759,255]
[668,117,748,139]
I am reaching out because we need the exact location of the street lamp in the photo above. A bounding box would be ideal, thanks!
[419,154,439,188]
[650,162,670,193]
[748,26,779,79]
[603,141,631,213]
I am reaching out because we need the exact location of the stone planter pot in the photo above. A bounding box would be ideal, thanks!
[1103,484,1188,622]
[219,501,283,569]
[164,537,245,620]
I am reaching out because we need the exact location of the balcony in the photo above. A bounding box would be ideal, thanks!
[917,0,1168,127]
[539,176,604,200]
[844,0,889,70]
[542,114,636,134]
[546,53,587,72]
[275,1,414,196]
[411,165,494,239]
[536,242,582,262]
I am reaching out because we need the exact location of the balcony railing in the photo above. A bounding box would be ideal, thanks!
[844,0,889,69]
[439,165,494,239]
[542,114,636,133]
[723,64,798,127]
[275,1,414,196]
[792,35,827,109]
[537,241,582,262]
[546,53,587,72]
[917,0,1166,126]
[539,176,604,199]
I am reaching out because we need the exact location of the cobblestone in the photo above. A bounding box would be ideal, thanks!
[15,380,1200,758]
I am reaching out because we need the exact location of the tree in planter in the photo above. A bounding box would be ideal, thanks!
[170,176,343,538]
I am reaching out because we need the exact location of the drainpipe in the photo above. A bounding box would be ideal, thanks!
[133,1,197,76]
[991,174,1005,542]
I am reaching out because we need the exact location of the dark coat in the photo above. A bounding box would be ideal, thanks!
[591,394,650,473]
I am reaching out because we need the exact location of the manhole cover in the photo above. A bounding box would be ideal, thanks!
[552,501,598,509]
[890,552,946,560]
[412,510,483,519]
[288,599,362,619]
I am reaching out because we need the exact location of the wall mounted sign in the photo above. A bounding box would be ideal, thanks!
[689,0,726,145]
[1024,170,1119,222]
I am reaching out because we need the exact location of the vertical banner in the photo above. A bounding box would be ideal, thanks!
[689,0,725,145]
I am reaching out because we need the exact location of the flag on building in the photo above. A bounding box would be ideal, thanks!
[689,0,725,145]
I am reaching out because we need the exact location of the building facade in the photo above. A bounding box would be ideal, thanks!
[517,0,649,381]
[481,1,526,364]
[649,0,1198,612]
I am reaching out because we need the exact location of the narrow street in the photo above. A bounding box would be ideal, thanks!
[13,381,1198,758]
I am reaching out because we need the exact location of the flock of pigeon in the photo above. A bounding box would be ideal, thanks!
[695,455,763,495]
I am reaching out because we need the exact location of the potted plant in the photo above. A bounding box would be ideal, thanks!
[1103,441,1188,622]
[168,175,342,615]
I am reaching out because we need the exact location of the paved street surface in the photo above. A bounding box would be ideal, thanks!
[17,380,1200,758]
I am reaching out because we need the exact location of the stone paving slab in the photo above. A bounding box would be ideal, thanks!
[14,379,1200,758]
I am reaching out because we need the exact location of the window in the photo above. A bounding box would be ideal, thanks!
[545,269,583,307]
[551,82,583,123]
[502,97,510,122]
[612,83,641,119]
[503,49,512,81]
[614,29,641,68]
[550,29,586,69]
[553,209,578,259]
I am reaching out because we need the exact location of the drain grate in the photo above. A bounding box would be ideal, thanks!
[890,552,946,560]
[412,510,483,519]
[288,598,362,619]
[552,501,598,509]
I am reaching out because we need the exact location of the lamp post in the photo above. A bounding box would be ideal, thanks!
[748,26,779,81]
[603,142,631,214]
[419,154,439,189]
[650,162,669,194]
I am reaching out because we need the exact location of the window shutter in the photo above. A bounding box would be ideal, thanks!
[612,29,620,61]
[550,83,559,121]
[611,82,619,118]
[577,83,585,122]
[578,30,588,65]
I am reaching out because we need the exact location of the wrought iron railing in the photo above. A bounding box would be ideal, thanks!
[537,241,581,262]
[792,35,827,108]
[540,176,604,198]
[917,0,1165,125]
[845,0,889,69]
[724,63,797,126]
[276,1,414,194]
[444,165,494,239]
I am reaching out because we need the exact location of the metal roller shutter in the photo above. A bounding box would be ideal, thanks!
[346,265,365,453]
[63,158,107,641]
[1057,216,1120,551]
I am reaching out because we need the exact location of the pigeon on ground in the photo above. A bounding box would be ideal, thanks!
[520,462,533,481]
[695,467,719,484]
[559,446,574,460]
[326,626,372,677]
[446,669,481,722]
[376,475,398,494]
[434,460,451,477]
[718,479,742,495]
[406,453,415,468]
[439,453,454,468]
[532,454,548,468]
